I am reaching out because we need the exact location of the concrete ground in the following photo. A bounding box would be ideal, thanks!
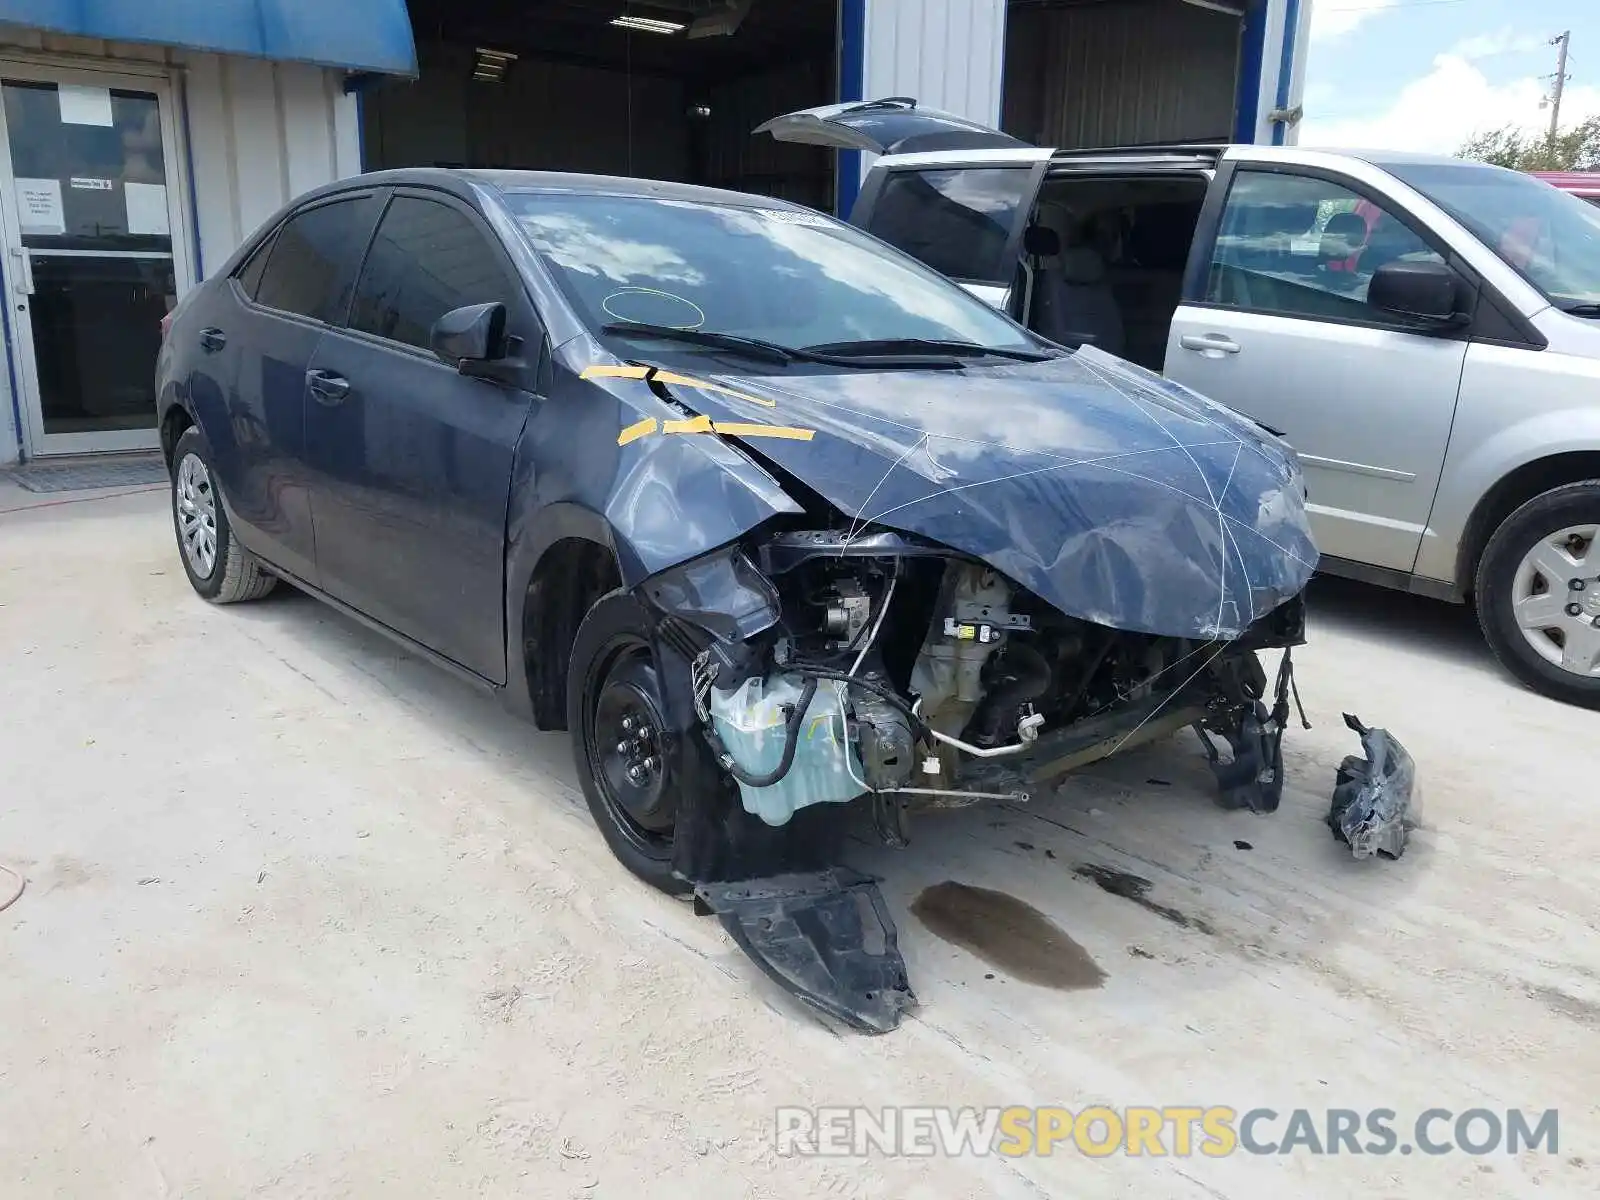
[0,481,1596,1199]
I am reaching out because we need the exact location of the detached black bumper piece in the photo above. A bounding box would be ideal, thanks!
[1328,713,1418,860]
[696,868,917,1034]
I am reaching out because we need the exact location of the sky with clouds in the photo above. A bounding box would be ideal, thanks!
[1300,0,1600,153]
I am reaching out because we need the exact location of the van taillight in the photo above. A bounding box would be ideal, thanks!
[160,311,174,341]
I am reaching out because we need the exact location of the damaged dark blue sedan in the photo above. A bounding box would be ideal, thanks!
[156,170,1320,1033]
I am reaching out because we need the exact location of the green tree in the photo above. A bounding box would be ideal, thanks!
[1457,115,1600,172]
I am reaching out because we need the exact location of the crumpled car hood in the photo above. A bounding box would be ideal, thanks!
[645,345,1318,640]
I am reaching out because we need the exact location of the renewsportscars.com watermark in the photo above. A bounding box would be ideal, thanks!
[775,1106,1561,1159]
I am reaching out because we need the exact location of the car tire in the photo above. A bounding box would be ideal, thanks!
[170,426,278,605]
[568,588,693,895]
[1476,480,1600,709]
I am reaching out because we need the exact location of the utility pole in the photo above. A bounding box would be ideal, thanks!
[1548,30,1571,144]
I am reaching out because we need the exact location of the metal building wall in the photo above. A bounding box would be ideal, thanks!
[862,0,1007,126]
[1001,0,1243,149]
[182,53,361,276]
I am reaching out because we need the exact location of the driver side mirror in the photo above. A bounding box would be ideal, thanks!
[1368,260,1463,325]
[430,302,509,367]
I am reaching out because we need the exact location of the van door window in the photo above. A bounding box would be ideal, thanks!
[1206,170,1444,324]
[863,167,1033,284]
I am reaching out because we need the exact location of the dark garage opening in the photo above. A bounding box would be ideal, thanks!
[364,0,840,211]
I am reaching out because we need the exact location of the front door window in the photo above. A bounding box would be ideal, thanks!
[0,78,182,454]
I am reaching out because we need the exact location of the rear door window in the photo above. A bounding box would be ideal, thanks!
[862,166,1035,284]
[253,198,373,323]
[348,195,512,351]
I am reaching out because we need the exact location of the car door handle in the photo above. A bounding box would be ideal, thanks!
[1179,333,1241,356]
[305,369,350,405]
[199,327,226,353]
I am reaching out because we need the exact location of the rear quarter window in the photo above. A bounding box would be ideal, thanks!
[253,198,373,323]
[234,230,276,300]
[863,166,1032,284]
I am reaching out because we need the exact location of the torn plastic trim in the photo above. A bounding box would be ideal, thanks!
[638,543,782,646]
[695,867,916,1034]
[1195,645,1311,815]
[1328,713,1418,860]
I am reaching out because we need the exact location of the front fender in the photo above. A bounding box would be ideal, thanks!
[500,349,804,718]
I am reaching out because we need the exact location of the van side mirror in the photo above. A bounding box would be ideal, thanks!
[430,302,508,366]
[1368,260,1462,325]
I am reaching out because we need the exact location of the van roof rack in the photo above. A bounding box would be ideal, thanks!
[1050,140,1230,157]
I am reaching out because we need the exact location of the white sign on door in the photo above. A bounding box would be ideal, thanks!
[58,84,114,127]
[15,178,64,235]
[124,182,170,236]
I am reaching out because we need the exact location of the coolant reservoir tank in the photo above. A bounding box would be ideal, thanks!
[709,674,869,826]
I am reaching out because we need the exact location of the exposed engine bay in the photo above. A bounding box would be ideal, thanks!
[639,527,1312,1033]
[567,344,1420,1037]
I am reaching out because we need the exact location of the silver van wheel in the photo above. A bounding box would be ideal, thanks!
[1511,523,1600,677]
[175,452,219,579]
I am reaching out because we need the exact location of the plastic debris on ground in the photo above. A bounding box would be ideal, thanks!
[1327,712,1419,860]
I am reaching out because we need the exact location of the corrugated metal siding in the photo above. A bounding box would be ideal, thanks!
[183,53,359,275]
[1002,0,1242,149]
[863,0,1006,125]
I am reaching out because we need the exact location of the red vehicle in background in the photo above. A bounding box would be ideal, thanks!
[1534,171,1600,206]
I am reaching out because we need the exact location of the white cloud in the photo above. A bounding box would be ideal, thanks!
[1448,29,1549,61]
[1300,50,1600,154]
[1311,0,1397,43]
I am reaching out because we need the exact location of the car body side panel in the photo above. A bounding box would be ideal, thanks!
[302,331,535,683]
[1166,307,1468,573]
[1413,328,1600,585]
[188,285,326,585]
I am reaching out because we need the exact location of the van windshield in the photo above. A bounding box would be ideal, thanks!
[501,191,1039,355]
[1387,161,1600,312]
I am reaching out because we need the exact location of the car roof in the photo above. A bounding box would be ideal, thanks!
[315,166,814,212]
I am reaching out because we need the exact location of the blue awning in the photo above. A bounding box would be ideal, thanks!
[0,0,418,76]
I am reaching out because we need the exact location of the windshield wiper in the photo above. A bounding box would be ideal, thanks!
[1559,303,1600,318]
[603,322,968,369]
[801,337,1057,362]
[602,321,802,364]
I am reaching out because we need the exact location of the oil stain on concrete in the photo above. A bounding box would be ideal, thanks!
[1073,863,1216,935]
[911,881,1106,990]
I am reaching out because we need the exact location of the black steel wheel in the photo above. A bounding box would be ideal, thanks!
[569,589,689,893]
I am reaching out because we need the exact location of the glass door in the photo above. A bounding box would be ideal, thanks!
[0,68,192,456]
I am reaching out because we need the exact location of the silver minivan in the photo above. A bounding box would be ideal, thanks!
[761,99,1600,708]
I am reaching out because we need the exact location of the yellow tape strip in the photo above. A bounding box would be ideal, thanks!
[652,370,777,409]
[663,414,714,435]
[712,421,815,441]
[616,417,658,446]
[579,361,776,408]
[582,364,651,380]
